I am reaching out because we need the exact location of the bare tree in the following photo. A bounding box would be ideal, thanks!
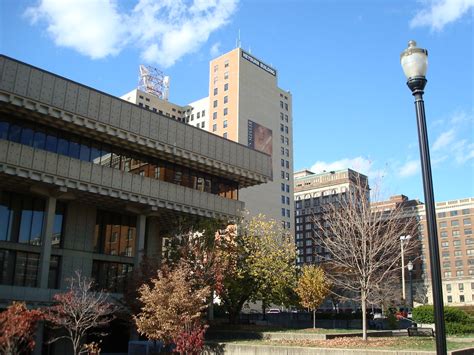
[45,271,116,355]
[313,180,419,340]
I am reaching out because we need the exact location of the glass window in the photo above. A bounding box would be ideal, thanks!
[465,229,473,235]
[68,139,80,159]
[224,83,228,91]
[48,256,60,289]
[45,134,58,153]
[92,260,133,294]
[33,130,46,150]
[20,127,34,146]
[447,295,452,303]
[94,210,136,257]
[79,143,91,161]
[0,120,9,139]
[223,108,228,116]
[213,112,217,120]
[57,137,69,156]
[439,221,447,228]
[451,220,460,227]
[438,212,446,218]
[213,88,218,95]
[224,96,228,104]
[8,124,22,143]
[462,209,470,215]
[213,100,218,108]
[451,210,458,217]
[464,218,472,225]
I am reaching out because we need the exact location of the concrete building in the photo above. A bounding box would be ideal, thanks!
[417,197,474,305]
[123,47,294,232]
[0,55,272,353]
[293,169,369,265]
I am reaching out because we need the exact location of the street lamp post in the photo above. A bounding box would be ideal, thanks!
[400,235,412,302]
[407,260,414,309]
[400,40,447,355]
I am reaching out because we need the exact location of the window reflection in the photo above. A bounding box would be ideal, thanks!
[94,210,136,257]
[92,260,133,293]
[0,117,239,199]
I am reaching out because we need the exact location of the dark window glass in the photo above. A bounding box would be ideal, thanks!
[33,130,46,149]
[48,256,60,289]
[0,121,9,139]
[45,134,58,152]
[68,140,80,159]
[90,145,102,164]
[52,202,66,248]
[0,249,13,285]
[20,127,34,146]
[57,137,69,155]
[0,193,13,241]
[8,124,22,143]
[95,210,136,257]
[13,252,39,287]
[92,260,133,294]
[79,143,91,161]
[30,198,45,246]
[18,198,33,244]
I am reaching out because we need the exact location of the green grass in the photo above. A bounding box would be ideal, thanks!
[221,337,474,351]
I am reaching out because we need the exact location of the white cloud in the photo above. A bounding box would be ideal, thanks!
[25,0,238,68]
[398,160,420,178]
[309,156,386,180]
[410,0,474,31]
[432,128,455,151]
[210,42,221,57]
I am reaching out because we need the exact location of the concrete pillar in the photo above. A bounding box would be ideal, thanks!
[134,214,146,266]
[145,217,162,262]
[38,196,57,288]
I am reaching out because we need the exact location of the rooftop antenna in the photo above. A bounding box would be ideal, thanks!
[138,64,170,100]
[237,29,241,48]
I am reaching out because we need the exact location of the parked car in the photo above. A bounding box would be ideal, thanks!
[267,308,281,314]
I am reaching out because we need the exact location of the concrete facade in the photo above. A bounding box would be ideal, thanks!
[0,55,272,353]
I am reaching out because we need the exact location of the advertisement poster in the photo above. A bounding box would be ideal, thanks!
[247,120,272,155]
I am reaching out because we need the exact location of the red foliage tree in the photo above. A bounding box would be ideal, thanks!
[0,302,44,354]
[44,271,116,355]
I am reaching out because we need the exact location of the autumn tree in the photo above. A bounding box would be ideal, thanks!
[0,302,44,355]
[216,215,298,322]
[313,178,419,340]
[44,271,116,355]
[134,260,210,354]
[295,265,330,328]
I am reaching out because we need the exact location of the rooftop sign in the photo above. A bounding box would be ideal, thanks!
[241,50,276,77]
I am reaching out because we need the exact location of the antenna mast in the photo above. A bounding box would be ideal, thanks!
[138,64,170,100]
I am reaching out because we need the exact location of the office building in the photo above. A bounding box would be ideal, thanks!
[0,55,272,352]
[293,169,369,265]
[417,197,474,305]
[123,47,294,232]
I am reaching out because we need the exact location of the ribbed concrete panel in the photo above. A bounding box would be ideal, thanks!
[119,102,131,131]
[0,56,273,187]
[64,82,78,112]
[20,145,34,169]
[76,86,90,117]
[27,69,43,101]
[14,63,30,96]
[39,72,55,105]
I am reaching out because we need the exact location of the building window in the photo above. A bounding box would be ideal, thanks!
[465,229,473,235]
[456,270,464,276]
[447,295,452,303]
[281,171,285,179]
[464,218,472,225]
[285,126,289,134]
[213,100,218,108]
[460,295,465,302]
[451,210,459,217]
[286,196,290,205]
[440,221,447,228]
[197,112,200,119]
[280,112,284,120]
[467,249,474,256]
[456,260,463,268]
[224,71,229,80]
[223,95,228,104]
[462,209,470,215]
[212,124,217,132]
[442,251,450,258]
[286,184,290,193]
[280,124,284,132]
[281,147,285,155]
[214,64,218,72]
[285,114,288,122]
[214,88,218,95]
[452,230,460,237]
[285,103,288,110]
[286,160,289,169]
[286,149,289,157]
[224,60,229,68]
[444,271,452,277]
[467,239,474,245]
[281,159,285,167]
[224,83,228,91]
[92,260,133,294]
[223,132,227,139]
[191,114,194,121]
[441,231,448,238]
[281,183,285,191]
[281,195,286,204]
[281,208,286,217]
[201,122,205,128]
[213,112,217,120]
[280,101,283,108]
[223,120,228,128]
[451,220,460,227]
[455,250,462,257]
[286,209,290,218]
[453,240,461,247]
[223,108,228,116]
[202,110,205,117]
[94,211,136,257]
[446,284,452,292]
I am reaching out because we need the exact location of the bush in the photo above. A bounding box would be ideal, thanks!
[445,322,474,335]
[413,305,472,324]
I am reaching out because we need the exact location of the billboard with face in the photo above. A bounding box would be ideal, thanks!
[247,120,272,155]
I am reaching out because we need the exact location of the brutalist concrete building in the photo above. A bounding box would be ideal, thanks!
[0,55,272,351]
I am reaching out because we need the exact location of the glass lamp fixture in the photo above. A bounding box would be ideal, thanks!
[400,40,428,80]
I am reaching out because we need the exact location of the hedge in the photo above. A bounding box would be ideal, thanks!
[413,305,474,334]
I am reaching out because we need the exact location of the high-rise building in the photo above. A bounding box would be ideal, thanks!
[293,169,369,265]
[417,197,474,305]
[0,55,271,353]
[123,47,294,232]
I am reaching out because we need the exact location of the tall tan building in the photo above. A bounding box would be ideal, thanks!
[123,48,294,231]
[417,198,474,305]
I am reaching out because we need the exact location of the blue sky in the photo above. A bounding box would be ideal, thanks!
[1,0,473,202]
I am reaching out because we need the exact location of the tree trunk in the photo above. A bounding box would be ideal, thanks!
[313,309,316,329]
[262,303,266,321]
[361,291,367,341]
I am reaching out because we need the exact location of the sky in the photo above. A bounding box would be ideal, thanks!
[1,0,473,203]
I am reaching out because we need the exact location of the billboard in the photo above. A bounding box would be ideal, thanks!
[247,120,272,155]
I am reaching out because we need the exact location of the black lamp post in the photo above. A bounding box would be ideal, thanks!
[407,260,414,309]
[400,40,447,354]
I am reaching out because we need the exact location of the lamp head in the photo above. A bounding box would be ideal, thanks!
[407,260,414,271]
[401,40,428,79]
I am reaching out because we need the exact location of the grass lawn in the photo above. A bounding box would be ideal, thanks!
[208,324,366,334]
[224,337,474,351]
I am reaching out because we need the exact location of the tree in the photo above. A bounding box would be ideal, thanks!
[313,180,419,340]
[134,261,210,353]
[295,265,330,328]
[44,271,116,355]
[216,215,298,322]
[0,302,44,355]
